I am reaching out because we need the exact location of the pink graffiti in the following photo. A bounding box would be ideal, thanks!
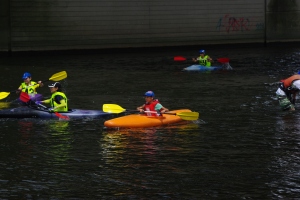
[216,14,262,33]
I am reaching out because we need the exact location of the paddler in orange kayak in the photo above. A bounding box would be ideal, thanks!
[137,91,169,116]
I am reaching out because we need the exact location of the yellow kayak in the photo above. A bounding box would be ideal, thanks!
[104,109,192,128]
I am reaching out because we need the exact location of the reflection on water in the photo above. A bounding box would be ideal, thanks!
[97,123,202,198]
[17,121,34,165]
[269,112,300,198]
[0,102,11,109]
[44,121,71,165]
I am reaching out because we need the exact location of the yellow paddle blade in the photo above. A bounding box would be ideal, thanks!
[49,71,67,81]
[0,92,10,100]
[166,112,199,120]
[103,104,126,113]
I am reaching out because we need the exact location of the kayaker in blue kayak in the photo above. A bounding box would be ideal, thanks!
[192,49,213,67]
[137,91,169,116]
[37,82,68,112]
[16,72,43,104]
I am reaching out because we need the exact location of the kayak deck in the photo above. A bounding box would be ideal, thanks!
[183,65,222,71]
[0,106,115,119]
[104,109,192,128]
[183,63,232,71]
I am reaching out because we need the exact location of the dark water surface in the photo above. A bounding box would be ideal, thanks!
[1,44,300,199]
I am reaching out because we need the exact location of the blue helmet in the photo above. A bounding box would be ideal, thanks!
[144,91,155,97]
[298,71,300,75]
[22,72,31,80]
[199,50,205,54]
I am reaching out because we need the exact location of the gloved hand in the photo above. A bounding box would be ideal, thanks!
[48,108,54,112]
[35,101,42,104]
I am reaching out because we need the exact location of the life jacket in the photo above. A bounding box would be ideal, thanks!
[50,92,68,112]
[280,75,300,93]
[199,55,211,67]
[20,81,38,94]
[282,75,300,88]
[144,99,161,116]
[279,75,300,101]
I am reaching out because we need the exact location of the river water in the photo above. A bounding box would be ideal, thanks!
[1,44,300,199]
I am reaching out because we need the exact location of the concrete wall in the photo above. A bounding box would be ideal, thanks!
[0,0,10,52]
[266,0,300,41]
[0,0,299,52]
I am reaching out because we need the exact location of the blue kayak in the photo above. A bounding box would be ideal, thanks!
[183,65,222,71]
[0,106,117,119]
[183,63,233,72]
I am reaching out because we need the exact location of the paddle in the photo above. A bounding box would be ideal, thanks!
[102,104,199,121]
[0,71,68,100]
[19,92,69,120]
[174,56,230,63]
[217,58,230,63]
[174,56,187,61]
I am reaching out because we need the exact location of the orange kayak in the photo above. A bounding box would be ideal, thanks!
[104,109,191,128]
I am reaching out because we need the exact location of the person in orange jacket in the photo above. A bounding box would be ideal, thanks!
[276,72,300,111]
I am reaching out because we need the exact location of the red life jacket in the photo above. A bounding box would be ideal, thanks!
[144,99,160,116]
[282,75,300,88]
[279,75,300,95]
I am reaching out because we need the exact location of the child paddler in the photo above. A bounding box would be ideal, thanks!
[17,72,44,104]
[137,91,169,116]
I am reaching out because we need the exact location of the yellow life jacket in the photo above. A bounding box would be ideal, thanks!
[20,81,39,94]
[199,55,211,67]
[50,92,68,112]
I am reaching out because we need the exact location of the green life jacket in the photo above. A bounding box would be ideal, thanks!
[20,81,38,94]
[50,92,68,112]
[199,55,211,67]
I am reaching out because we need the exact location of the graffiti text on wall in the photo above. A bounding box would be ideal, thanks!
[216,14,264,33]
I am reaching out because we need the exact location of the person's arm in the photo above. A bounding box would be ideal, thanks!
[155,103,169,113]
[37,81,44,87]
[192,57,198,62]
[137,104,145,112]
[208,56,213,63]
[16,85,22,94]
[40,99,51,104]
[33,84,40,90]
[160,106,169,113]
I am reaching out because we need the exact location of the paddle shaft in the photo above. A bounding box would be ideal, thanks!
[174,56,229,63]
[35,102,69,120]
